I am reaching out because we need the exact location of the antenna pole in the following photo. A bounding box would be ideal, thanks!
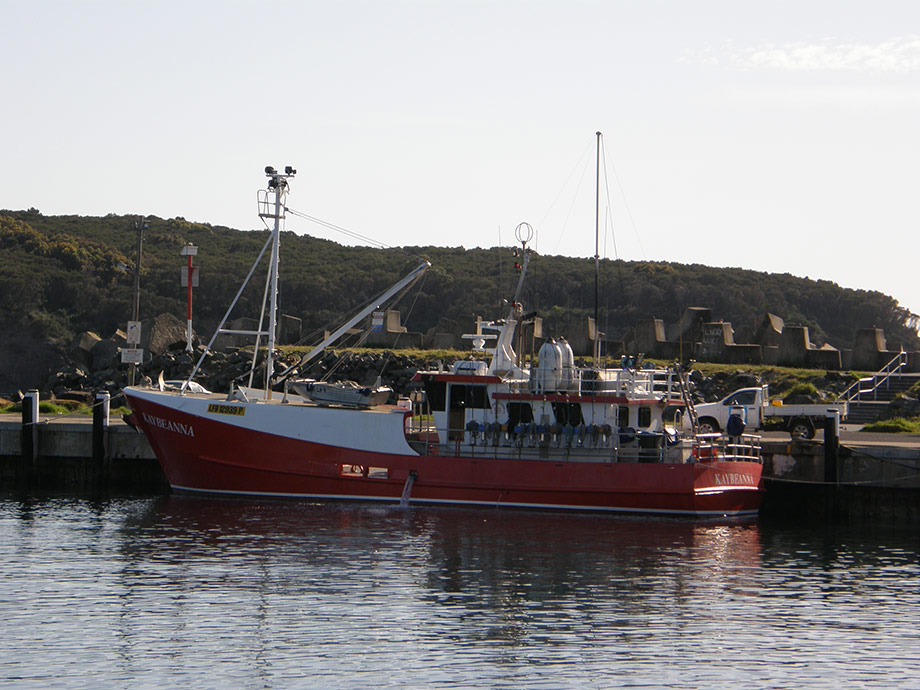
[266,181,283,396]
[594,131,601,368]
[262,166,295,398]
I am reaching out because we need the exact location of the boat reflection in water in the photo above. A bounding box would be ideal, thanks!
[120,496,764,628]
[4,496,920,687]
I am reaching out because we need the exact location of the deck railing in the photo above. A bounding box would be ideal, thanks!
[694,433,762,463]
[404,422,761,464]
[525,367,685,401]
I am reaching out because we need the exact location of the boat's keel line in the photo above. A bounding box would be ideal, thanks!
[169,485,759,517]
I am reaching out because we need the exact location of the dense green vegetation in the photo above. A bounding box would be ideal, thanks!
[2,208,918,351]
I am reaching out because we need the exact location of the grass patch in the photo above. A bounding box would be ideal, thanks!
[0,401,131,416]
[278,346,471,367]
[861,417,920,433]
[1,401,76,415]
[778,382,821,401]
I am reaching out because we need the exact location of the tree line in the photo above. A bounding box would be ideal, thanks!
[2,209,917,352]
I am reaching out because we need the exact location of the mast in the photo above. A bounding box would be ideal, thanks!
[594,131,601,368]
[263,165,295,398]
[181,166,296,397]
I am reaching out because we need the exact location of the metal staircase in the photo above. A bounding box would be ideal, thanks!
[837,351,918,424]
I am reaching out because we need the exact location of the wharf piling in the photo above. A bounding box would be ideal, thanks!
[2,391,166,495]
[20,390,39,490]
[92,391,110,490]
[761,433,920,525]
[824,409,839,484]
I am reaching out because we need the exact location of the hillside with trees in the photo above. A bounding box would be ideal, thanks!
[1,209,918,356]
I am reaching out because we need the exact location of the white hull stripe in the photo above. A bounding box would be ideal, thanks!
[170,485,759,517]
[695,486,760,495]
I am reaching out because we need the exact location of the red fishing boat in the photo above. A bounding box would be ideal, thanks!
[125,164,763,517]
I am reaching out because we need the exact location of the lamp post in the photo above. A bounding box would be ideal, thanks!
[132,219,147,325]
[128,218,148,385]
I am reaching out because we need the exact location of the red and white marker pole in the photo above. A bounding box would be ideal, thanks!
[180,243,198,352]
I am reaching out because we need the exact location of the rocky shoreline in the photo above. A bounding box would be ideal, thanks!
[4,317,918,420]
[11,344,426,409]
[2,340,886,410]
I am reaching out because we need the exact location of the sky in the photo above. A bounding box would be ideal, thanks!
[2,0,919,321]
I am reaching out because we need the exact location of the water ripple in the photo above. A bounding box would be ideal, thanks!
[1,497,918,688]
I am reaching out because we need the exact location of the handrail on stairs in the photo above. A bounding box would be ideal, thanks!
[837,349,908,403]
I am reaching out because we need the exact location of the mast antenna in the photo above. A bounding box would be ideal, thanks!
[594,131,602,368]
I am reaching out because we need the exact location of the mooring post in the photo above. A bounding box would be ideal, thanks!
[824,408,840,484]
[20,389,39,488]
[93,391,111,488]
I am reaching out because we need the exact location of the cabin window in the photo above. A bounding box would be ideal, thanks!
[507,402,534,427]
[617,406,629,428]
[552,402,583,426]
[638,406,652,428]
[724,390,757,406]
[663,406,681,423]
[424,380,447,411]
[448,384,490,410]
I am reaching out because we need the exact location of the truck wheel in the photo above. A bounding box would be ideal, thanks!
[789,418,815,440]
[697,417,720,434]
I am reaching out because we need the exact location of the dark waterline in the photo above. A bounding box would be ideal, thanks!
[1,496,918,688]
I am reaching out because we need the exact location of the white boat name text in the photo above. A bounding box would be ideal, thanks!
[714,473,756,486]
[141,412,195,437]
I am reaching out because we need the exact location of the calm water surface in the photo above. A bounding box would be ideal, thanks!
[0,496,918,688]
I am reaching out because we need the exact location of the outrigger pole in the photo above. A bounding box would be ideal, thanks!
[274,260,430,381]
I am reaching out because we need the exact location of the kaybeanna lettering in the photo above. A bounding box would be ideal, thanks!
[207,403,246,416]
[141,412,195,437]
[714,473,755,486]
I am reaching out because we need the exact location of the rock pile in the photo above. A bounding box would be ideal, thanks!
[39,335,426,405]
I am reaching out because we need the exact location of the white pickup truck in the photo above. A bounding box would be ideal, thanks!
[693,385,848,439]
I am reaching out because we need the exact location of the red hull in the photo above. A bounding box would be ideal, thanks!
[128,393,763,517]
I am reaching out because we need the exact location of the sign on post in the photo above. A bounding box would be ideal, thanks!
[121,348,144,365]
[126,320,141,345]
[179,267,200,287]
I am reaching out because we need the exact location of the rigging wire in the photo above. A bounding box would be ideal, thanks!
[599,136,619,262]
[603,141,645,261]
[553,160,593,255]
[285,206,416,257]
[597,134,632,342]
[534,139,594,255]
[272,204,432,381]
